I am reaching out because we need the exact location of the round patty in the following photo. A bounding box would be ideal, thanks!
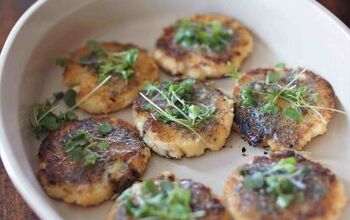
[223,151,346,220]
[132,80,234,159]
[233,67,335,151]
[154,14,253,79]
[37,117,151,206]
[107,172,231,220]
[63,42,159,114]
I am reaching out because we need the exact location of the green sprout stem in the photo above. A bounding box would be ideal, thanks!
[139,92,211,148]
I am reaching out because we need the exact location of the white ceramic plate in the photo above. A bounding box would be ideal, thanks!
[1,0,349,219]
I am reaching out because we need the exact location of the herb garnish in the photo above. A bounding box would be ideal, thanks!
[64,123,113,166]
[140,79,216,131]
[31,96,78,138]
[117,178,205,219]
[81,40,139,82]
[227,61,240,81]
[174,19,233,53]
[241,156,311,208]
[64,89,77,107]
[239,66,342,123]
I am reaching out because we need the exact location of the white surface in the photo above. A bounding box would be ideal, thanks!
[0,0,349,219]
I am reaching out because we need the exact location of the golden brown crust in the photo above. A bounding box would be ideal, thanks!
[233,67,335,151]
[132,82,234,159]
[223,151,347,220]
[37,117,151,206]
[154,14,253,79]
[63,42,159,114]
[107,172,231,220]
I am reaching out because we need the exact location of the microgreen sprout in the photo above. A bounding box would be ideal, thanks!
[117,178,205,219]
[240,67,346,123]
[241,156,311,208]
[64,123,113,166]
[140,79,216,130]
[31,95,78,138]
[81,40,139,83]
[31,75,112,138]
[227,61,240,81]
[174,19,233,53]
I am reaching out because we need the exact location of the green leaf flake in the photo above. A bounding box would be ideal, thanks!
[40,115,60,131]
[308,93,319,102]
[83,149,99,166]
[272,157,297,173]
[64,89,77,107]
[69,146,84,161]
[188,105,201,121]
[266,71,281,84]
[283,106,302,123]
[96,141,109,149]
[243,172,264,191]
[276,194,294,208]
[241,87,257,106]
[64,131,91,152]
[227,61,240,81]
[98,124,114,135]
[261,102,279,114]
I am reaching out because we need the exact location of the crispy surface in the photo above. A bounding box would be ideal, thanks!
[223,151,347,220]
[154,14,253,79]
[132,82,234,159]
[63,42,159,114]
[37,117,151,206]
[233,67,335,151]
[107,172,231,220]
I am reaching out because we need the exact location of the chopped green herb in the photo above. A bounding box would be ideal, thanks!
[64,89,77,107]
[98,124,114,135]
[283,107,302,123]
[174,19,233,53]
[241,87,257,106]
[64,130,91,152]
[83,149,99,166]
[241,156,310,208]
[261,102,279,114]
[31,95,78,138]
[117,178,205,219]
[140,79,216,131]
[96,141,109,149]
[80,40,139,83]
[227,61,240,81]
[64,128,112,166]
[266,71,281,84]
[240,67,322,123]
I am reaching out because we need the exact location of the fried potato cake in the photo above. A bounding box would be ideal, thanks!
[37,117,151,206]
[233,67,335,151]
[132,80,234,159]
[223,151,346,220]
[63,42,159,114]
[107,172,231,220]
[154,14,253,79]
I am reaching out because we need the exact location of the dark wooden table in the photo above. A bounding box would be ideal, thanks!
[0,0,349,219]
